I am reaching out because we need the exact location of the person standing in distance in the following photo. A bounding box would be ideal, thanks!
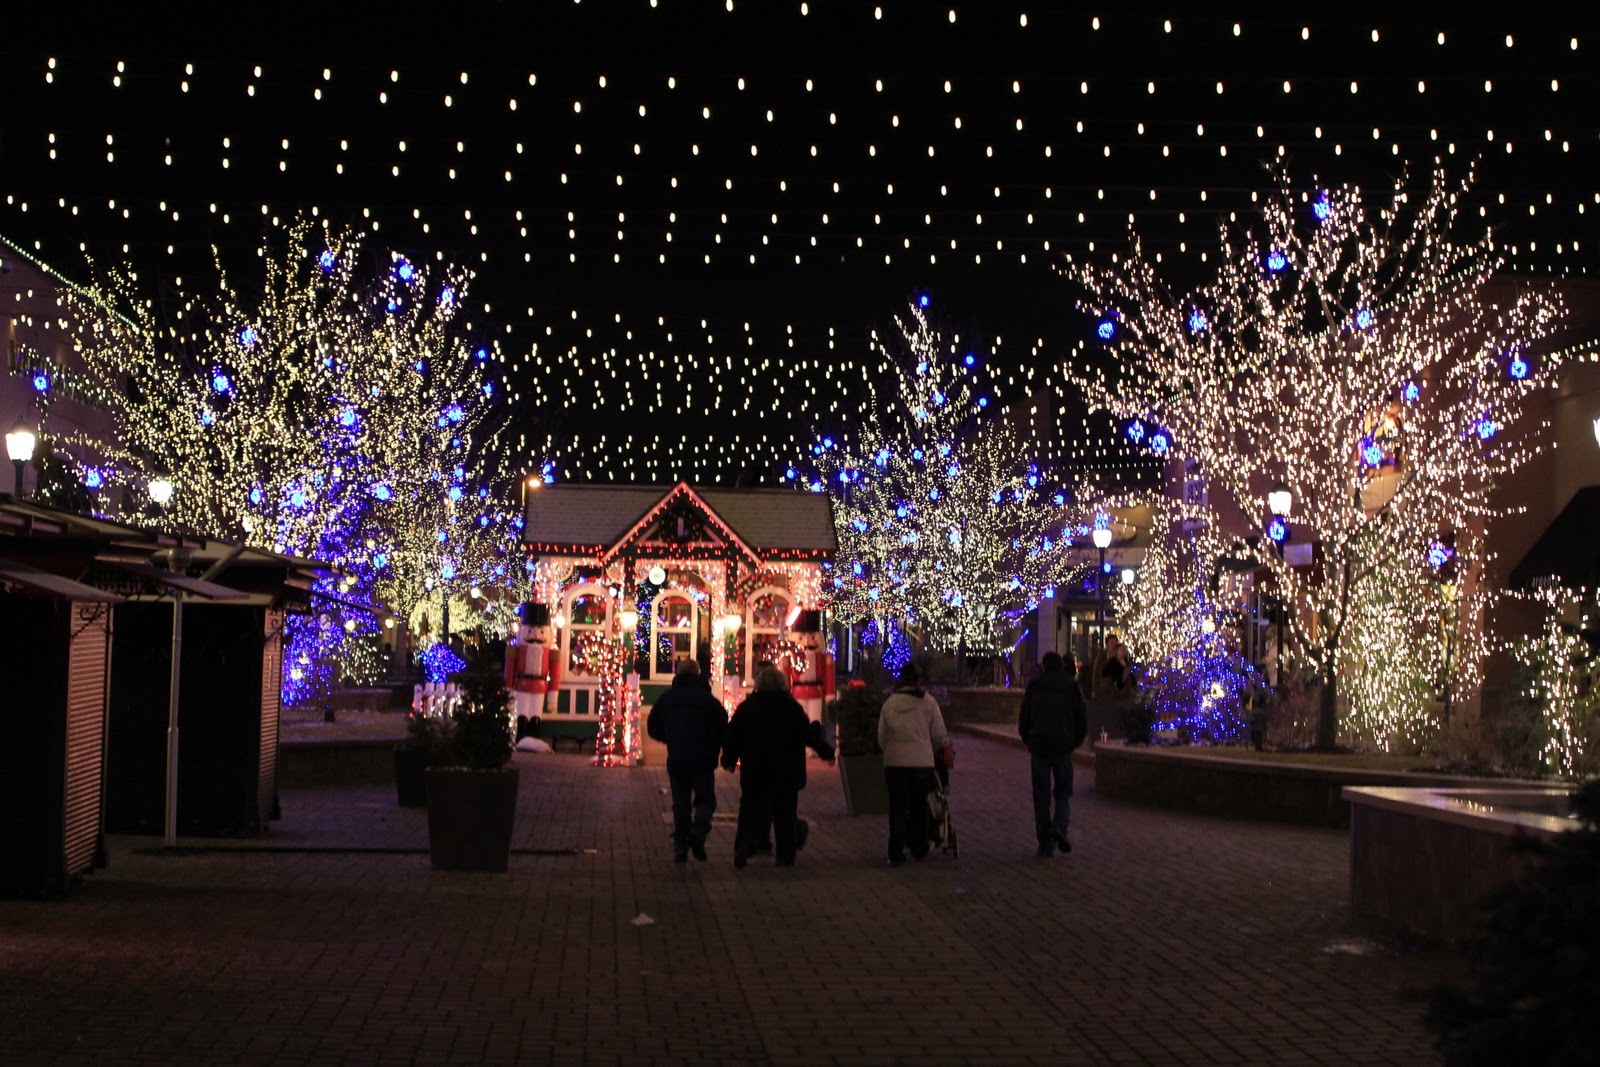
[1018,651,1088,857]
[646,659,729,862]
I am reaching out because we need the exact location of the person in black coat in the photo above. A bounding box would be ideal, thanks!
[646,659,729,862]
[721,664,835,868]
[1018,651,1089,857]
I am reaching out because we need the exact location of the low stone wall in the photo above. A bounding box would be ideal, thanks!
[1093,742,1552,828]
[942,686,1023,725]
[279,740,396,788]
[331,687,410,713]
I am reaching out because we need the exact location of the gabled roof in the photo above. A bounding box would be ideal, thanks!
[522,481,835,561]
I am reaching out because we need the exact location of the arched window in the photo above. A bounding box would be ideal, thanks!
[744,586,791,678]
[651,591,697,677]
[562,586,611,679]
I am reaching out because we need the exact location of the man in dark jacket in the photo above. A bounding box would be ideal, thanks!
[646,660,728,862]
[1018,651,1089,857]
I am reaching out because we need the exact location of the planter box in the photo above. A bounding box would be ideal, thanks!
[1094,741,1555,828]
[393,746,432,807]
[838,752,890,816]
[425,766,519,871]
[1344,786,1574,939]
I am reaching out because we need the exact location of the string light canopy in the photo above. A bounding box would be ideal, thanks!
[0,7,1589,486]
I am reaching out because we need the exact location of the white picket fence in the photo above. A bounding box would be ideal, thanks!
[412,682,462,720]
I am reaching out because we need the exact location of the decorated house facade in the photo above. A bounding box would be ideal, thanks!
[515,481,836,754]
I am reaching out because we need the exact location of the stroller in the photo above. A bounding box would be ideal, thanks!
[927,740,958,857]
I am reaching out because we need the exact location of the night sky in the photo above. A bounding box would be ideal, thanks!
[2,2,1594,487]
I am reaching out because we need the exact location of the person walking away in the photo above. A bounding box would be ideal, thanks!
[721,665,834,868]
[877,663,949,867]
[1019,651,1088,857]
[646,660,728,862]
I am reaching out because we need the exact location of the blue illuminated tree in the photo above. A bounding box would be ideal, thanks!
[801,303,1090,664]
[54,217,524,702]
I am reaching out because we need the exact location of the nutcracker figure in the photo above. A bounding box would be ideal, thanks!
[790,610,836,723]
[505,602,562,732]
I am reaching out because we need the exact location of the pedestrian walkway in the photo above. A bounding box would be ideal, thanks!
[0,734,1457,1065]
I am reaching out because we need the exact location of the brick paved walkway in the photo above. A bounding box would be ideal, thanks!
[0,734,1457,1065]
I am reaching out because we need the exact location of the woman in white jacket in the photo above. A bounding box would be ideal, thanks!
[876,663,949,866]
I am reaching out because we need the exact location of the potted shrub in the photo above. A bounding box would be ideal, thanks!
[825,680,891,816]
[394,706,445,807]
[424,654,518,871]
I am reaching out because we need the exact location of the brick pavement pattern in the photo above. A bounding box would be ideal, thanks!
[0,734,1458,1065]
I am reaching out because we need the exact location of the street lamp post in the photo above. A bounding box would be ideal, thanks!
[1266,481,1294,690]
[6,424,36,498]
[1092,524,1113,648]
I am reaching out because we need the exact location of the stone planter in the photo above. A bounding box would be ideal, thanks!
[837,752,890,816]
[424,766,520,871]
[393,745,433,807]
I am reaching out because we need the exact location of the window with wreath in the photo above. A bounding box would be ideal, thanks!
[564,590,610,678]
[653,592,696,676]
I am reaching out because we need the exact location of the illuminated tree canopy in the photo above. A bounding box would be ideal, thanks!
[1074,160,1564,747]
[51,217,523,697]
[805,304,1090,657]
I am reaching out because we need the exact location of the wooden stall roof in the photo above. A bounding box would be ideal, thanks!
[0,495,331,609]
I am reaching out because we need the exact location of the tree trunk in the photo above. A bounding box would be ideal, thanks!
[955,636,967,686]
[1316,659,1339,749]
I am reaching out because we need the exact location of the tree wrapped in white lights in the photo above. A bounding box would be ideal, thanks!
[1072,160,1563,748]
[54,217,520,696]
[805,304,1088,661]
[1109,497,1227,666]
[1507,586,1600,779]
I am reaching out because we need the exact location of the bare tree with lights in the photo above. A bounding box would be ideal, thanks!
[1072,160,1563,748]
[53,217,521,695]
[806,304,1089,675]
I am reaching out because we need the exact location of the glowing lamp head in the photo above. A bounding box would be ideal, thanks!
[720,612,743,634]
[5,426,37,464]
[148,477,175,505]
[1091,527,1113,550]
[1120,567,1136,585]
[619,608,640,631]
[1592,416,1600,448]
[1200,617,1217,635]
[1267,481,1293,517]
[648,565,667,586]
